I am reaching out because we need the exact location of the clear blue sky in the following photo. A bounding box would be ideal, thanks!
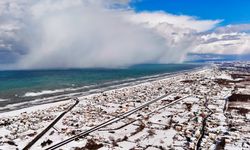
[131,0,250,25]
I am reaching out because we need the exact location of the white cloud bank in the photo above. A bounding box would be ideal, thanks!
[192,24,250,54]
[0,0,249,69]
[128,12,250,55]
[193,32,250,54]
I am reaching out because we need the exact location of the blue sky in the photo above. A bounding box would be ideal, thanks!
[131,0,250,25]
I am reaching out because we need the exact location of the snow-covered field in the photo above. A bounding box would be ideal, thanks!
[0,63,249,150]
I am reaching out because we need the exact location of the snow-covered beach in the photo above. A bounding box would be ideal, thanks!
[0,64,202,113]
[0,62,249,150]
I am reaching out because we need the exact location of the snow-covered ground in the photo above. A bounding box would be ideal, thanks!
[0,62,249,150]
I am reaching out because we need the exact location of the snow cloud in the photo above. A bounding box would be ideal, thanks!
[0,0,249,69]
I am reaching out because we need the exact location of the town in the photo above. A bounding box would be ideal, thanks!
[0,62,249,150]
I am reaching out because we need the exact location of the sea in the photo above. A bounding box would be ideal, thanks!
[0,64,203,112]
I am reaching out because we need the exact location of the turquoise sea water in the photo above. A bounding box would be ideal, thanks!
[0,64,203,111]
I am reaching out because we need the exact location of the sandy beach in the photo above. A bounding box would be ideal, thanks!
[0,62,249,150]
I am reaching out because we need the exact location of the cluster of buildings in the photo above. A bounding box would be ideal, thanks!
[0,62,249,149]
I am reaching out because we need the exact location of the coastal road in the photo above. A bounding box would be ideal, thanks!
[23,98,79,150]
[45,92,180,150]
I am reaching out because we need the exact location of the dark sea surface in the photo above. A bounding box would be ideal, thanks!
[0,64,203,112]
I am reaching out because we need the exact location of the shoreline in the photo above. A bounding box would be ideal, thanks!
[0,62,249,150]
[0,65,206,114]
